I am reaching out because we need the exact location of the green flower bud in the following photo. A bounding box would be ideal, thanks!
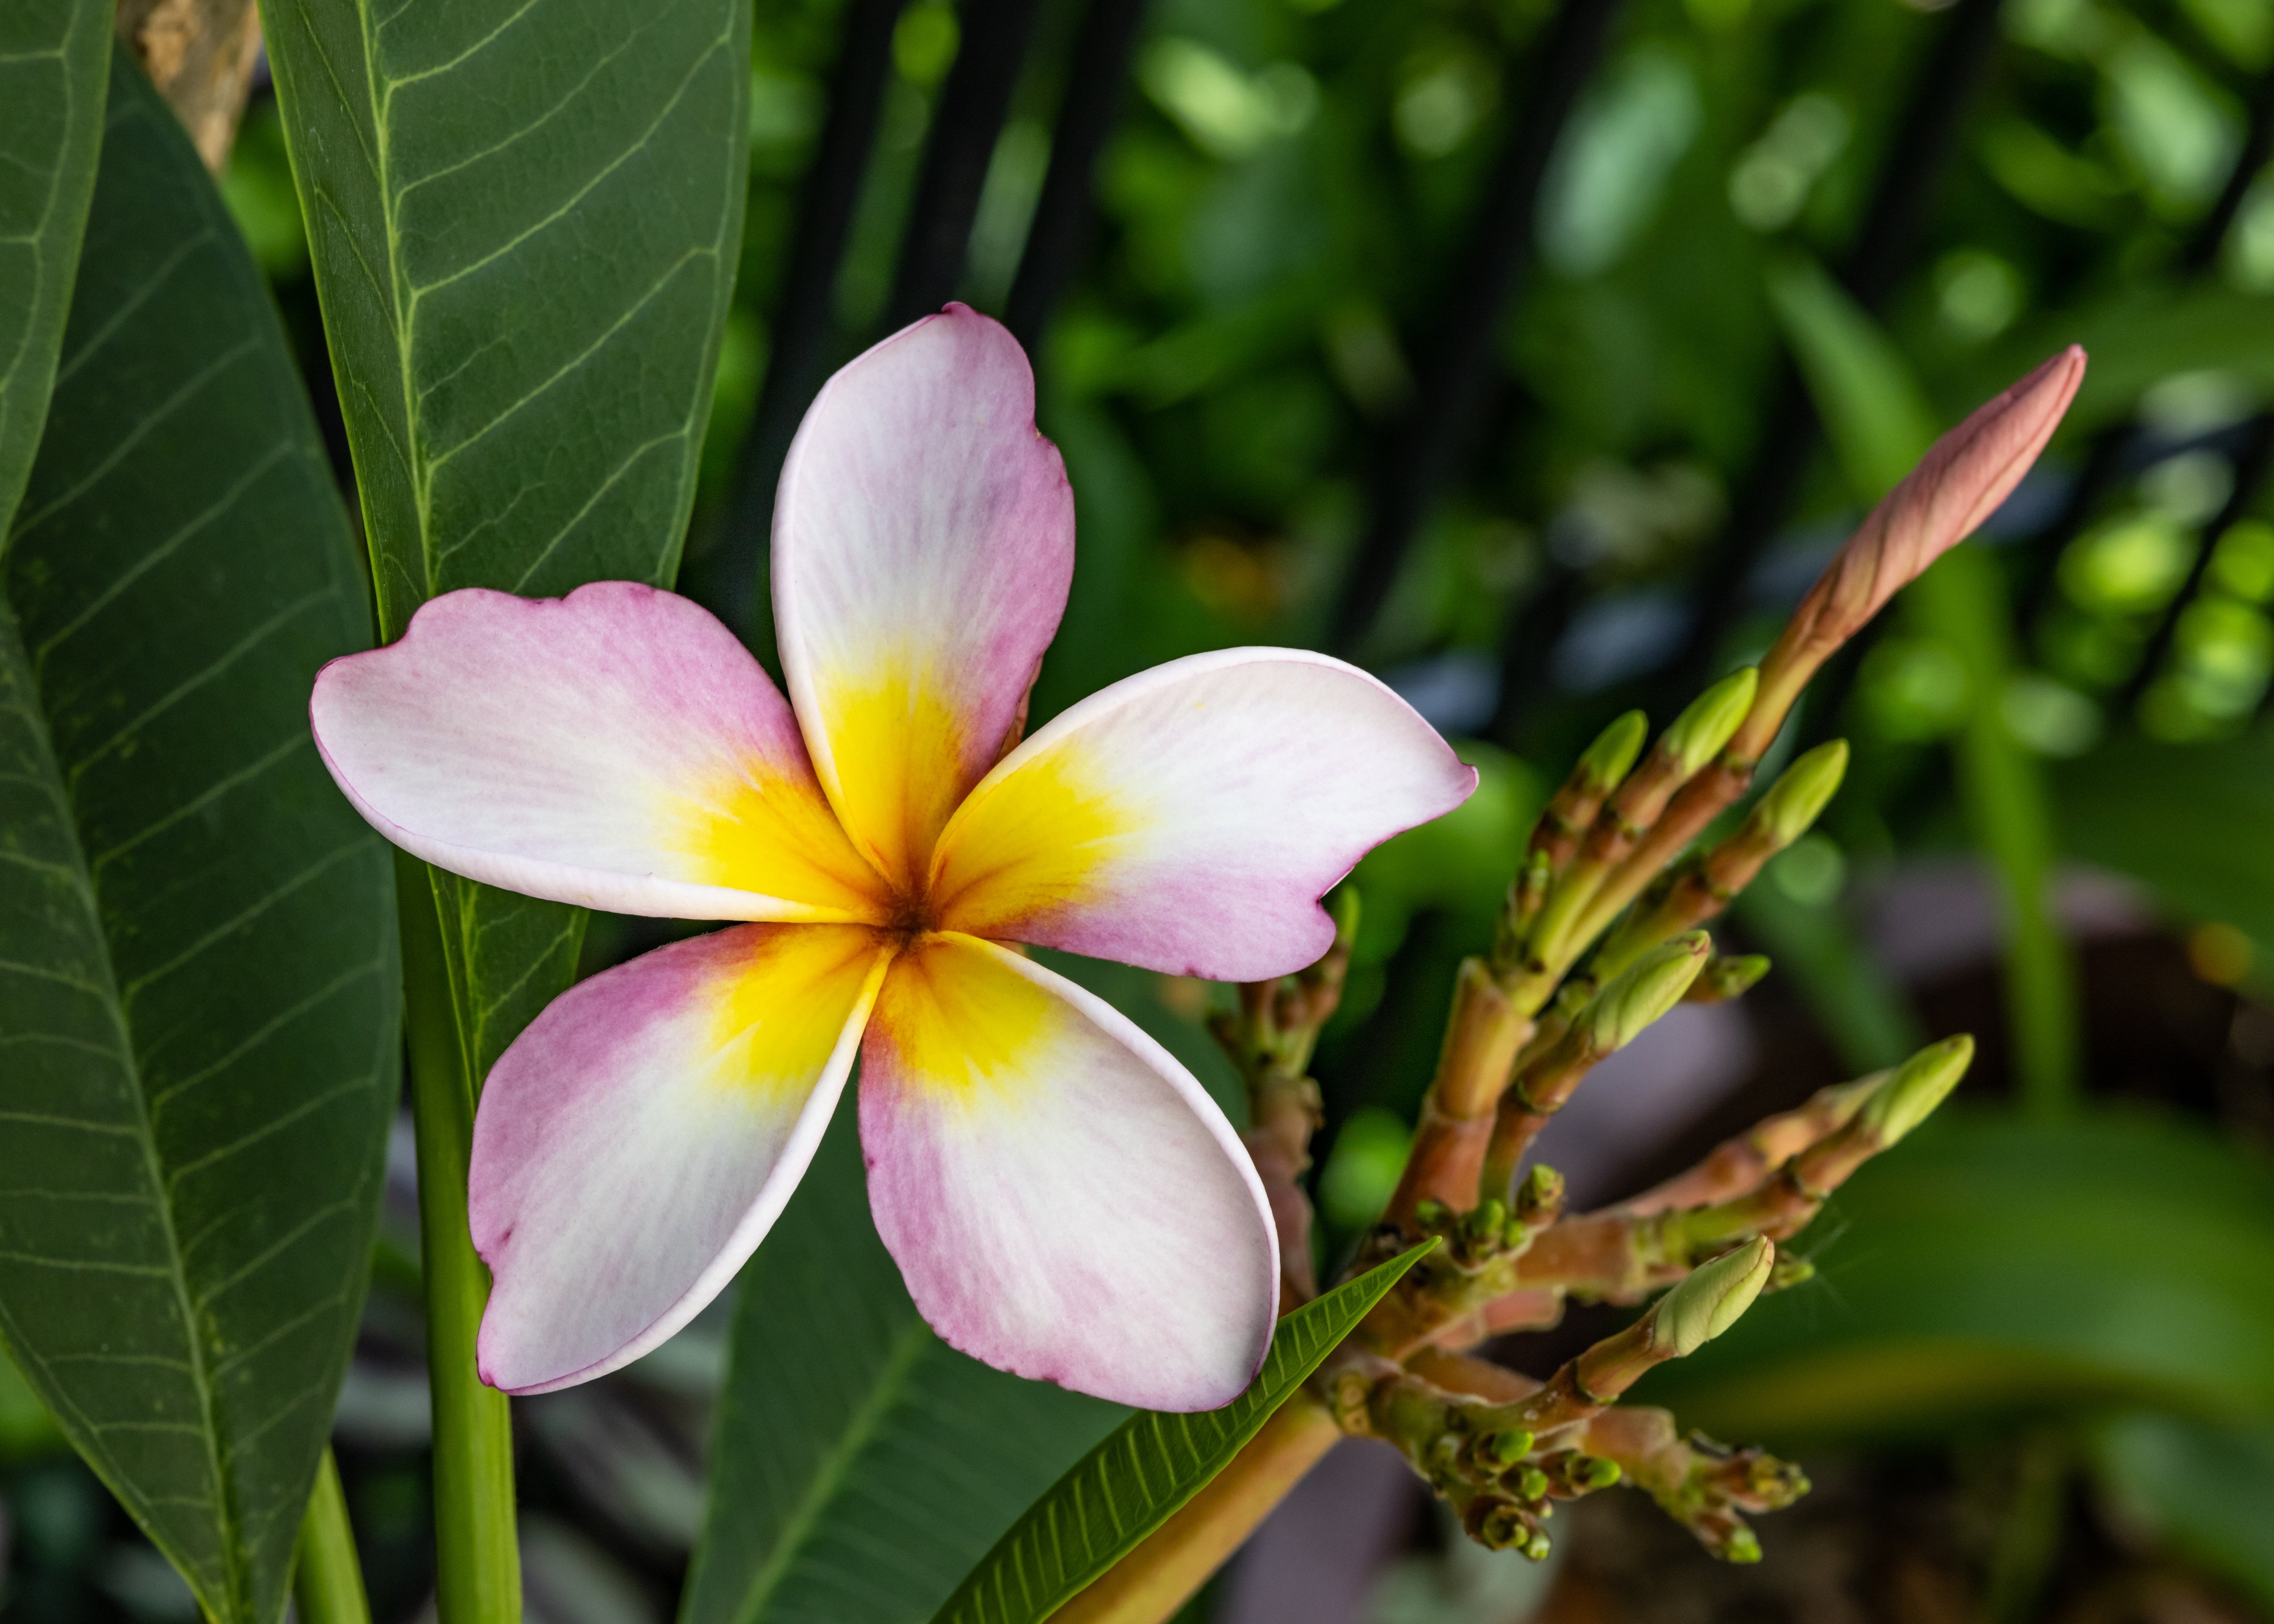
[1689,953,1771,1004]
[1463,1198,1508,1250]
[1515,1465,1550,1501]
[1587,932,1711,1053]
[1472,1428,1533,1472]
[1858,1034,1974,1147]
[1747,740,1849,849]
[1579,709,1649,792]
[1466,1496,1529,1550]
[1769,1255,1816,1291]
[1522,1531,1553,1563]
[1662,667,1760,779]
[1723,1526,1762,1564]
[1580,1456,1621,1490]
[1650,1236,1774,1358]
[1413,1198,1451,1233]
[1515,1162,1565,1225]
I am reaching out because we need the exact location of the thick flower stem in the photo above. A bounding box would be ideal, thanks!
[1050,1396,1342,1624]
[397,854,521,1624]
[1382,959,1530,1224]
[293,1448,372,1624]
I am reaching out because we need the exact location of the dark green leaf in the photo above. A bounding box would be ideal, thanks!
[931,1240,1435,1624]
[0,0,109,526]
[682,1110,1128,1624]
[260,0,753,1077]
[2090,1412,2274,1611]
[2055,728,2274,951]
[0,54,397,1624]
[1638,1112,2274,1442]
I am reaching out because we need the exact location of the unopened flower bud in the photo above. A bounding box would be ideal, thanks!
[1769,1255,1816,1291]
[1514,1162,1565,1226]
[1514,1465,1551,1502]
[1746,741,1849,849]
[1579,1456,1621,1490]
[1465,1496,1531,1550]
[1723,1526,1762,1564]
[1650,1236,1774,1358]
[1588,932,1711,1053]
[1463,1198,1507,1252]
[1662,667,1759,779]
[1738,347,2086,763]
[1523,1530,1553,1562]
[1413,1198,1451,1233]
[1579,709,1649,792]
[1687,953,1770,1004]
[1859,1034,1973,1147]
[1471,1428,1533,1472]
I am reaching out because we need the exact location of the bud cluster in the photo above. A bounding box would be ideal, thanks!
[1273,352,2079,1576]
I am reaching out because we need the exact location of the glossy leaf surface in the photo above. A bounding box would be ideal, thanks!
[0,55,397,1624]
[0,0,109,525]
[930,1240,1435,1624]
[682,1110,1128,1624]
[260,0,752,1083]
[1640,1113,2274,1440]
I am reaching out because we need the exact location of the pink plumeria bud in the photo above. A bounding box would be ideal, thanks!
[1737,344,2088,762]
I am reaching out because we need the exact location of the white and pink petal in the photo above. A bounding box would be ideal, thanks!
[928,648,1476,982]
[312,583,889,922]
[858,932,1278,1412]
[771,305,1074,892]
[470,923,891,1393]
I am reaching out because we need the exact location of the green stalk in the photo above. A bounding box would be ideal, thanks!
[293,1448,373,1624]
[396,852,522,1624]
[1906,549,2080,1116]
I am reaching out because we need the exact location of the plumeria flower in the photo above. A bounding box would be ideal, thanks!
[311,307,1475,1410]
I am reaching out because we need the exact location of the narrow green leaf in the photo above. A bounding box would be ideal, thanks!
[1638,1112,2274,1439]
[683,1111,1129,1624]
[931,1241,1437,1624]
[0,0,109,530]
[0,52,397,1624]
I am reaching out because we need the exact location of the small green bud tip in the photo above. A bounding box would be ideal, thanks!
[1329,886,1362,948]
[1751,740,1849,849]
[1860,1034,1974,1147]
[1590,932,1712,1052]
[1517,1163,1565,1220]
[1650,1235,1774,1358]
[1516,1466,1550,1501]
[1663,667,1760,778]
[1580,710,1650,791]
[1695,954,1771,1003]
[1724,1528,1762,1565]
[1582,1456,1621,1490]
[1476,1429,1532,1470]
[1524,1532,1553,1563]
[1413,1198,1451,1232]
[1769,1256,1816,1291]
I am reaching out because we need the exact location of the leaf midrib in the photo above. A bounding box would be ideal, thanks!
[728,1316,936,1624]
[0,606,246,1618]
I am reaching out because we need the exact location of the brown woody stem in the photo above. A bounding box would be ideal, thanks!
[1051,1397,1342,1624]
